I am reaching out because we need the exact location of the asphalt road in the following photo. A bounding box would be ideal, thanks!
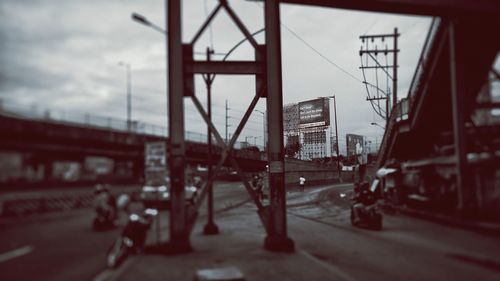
[2,182,499,281]
[0,181,249,281]
[286,184,500,281]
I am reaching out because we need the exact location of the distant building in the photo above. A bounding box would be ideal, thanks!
[301,129,327,160]
[283,103,299,135]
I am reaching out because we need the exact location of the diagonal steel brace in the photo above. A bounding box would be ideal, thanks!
[219,0,259,49]
[187,89,270,233]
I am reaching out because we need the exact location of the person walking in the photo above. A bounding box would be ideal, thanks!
[299,175,306,192]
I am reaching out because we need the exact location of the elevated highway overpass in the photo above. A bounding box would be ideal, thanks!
[0,111,266,186]
[376,16,499,216]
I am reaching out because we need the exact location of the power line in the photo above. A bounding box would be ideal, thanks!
[250,0,362,84]
[281,23,363,83]
[363,17,380,35]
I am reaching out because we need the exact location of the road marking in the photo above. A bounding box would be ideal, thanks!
[0,245,33,263]
[298,249,358,281]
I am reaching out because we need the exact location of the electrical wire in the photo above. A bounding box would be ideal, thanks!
[281,23,363,83]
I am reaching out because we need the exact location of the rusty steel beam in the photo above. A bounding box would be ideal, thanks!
[167,0,191,253]
[220,0,260,49]
[279,0,500,17]
[188,93,268,233]
[190,4,223,45]
[264,0,294,253]
[185,61,265,75]
[191,92,263,211]
[449,20,467,212]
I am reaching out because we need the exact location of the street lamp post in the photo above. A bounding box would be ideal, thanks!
[333,95,340,179]
[255,109,266,151]
[118,61,132,131]
[319,95,340,179]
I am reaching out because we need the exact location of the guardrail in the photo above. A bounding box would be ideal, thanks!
[407,18,442,102]
[0,186,139,217]
[0,99,264,151]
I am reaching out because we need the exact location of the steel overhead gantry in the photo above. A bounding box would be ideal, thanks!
[167,0,293,253]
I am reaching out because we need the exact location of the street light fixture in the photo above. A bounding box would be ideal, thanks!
[132,12,167,35]
[371,122,385,129]
[117,61,132,131]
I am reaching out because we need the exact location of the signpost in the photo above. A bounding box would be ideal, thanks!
[144,141,167,245]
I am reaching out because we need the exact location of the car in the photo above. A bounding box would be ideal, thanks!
[140,177,199,210]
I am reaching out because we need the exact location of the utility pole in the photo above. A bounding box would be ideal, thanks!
[203,47,219,235]
[393,28,398,108]
[225,100,230,144]
[333,95,340,179]
[319,95,340,177]
[255,110,266,152]
[118,62,132,131]
[359,28,400,119]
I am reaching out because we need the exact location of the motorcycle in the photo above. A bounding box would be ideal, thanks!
[106,208,157,268]
[92,185,118,230]
[350,181,383,230]
[92,206,117,230]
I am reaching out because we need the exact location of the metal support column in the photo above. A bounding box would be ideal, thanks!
[167,0,190,252]
[449,20,467,213]
[126,64,132,131]
[333,95,340,179]
[203,47,219,235]
[264,0,294,252]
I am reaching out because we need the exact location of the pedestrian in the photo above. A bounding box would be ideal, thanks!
[299,175,306,192]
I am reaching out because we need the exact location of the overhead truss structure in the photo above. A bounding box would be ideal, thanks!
[166,0,294,253]
[164,0,500,254]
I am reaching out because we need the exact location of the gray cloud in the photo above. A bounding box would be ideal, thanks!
[0,0,432,153]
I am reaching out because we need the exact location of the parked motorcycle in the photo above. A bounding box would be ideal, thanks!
[106,209,157,268]
[350,181,383,230]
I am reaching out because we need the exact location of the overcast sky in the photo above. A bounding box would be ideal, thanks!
[0,0,436,153]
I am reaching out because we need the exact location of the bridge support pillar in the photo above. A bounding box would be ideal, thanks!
[263,0,294,253]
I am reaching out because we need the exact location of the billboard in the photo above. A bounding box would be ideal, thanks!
[298,98,330,129]
[346,134,364,159]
